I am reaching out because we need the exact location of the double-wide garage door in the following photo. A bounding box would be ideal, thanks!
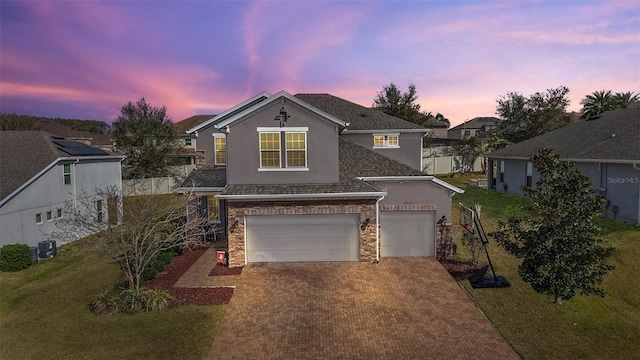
[245,214,360,263]
[380,210,435,257]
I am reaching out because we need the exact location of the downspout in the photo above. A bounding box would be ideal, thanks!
[634,164,640,226]
[375,194,385,263]
[72,159,80,208]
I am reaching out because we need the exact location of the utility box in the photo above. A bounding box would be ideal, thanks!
[29,246,39,264]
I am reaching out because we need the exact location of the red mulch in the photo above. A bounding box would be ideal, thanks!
[146,248,234,307]
[440,260,484,278]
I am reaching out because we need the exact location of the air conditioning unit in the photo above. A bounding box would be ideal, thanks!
[38,240,57,259]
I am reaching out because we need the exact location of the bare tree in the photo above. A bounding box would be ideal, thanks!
[53,186,208,292]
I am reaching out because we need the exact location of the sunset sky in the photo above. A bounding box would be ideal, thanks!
[1,1,638,127]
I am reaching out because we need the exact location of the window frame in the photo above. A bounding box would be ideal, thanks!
[213,135,227,165]
[372,134,400,149]
[499,161,505,183]
[207,196,219,220]
[63,164,71,185]
[184,138,193,147]
[36,213,43,224]
[96,199,104,223]
[525,161,533,188]
[46,211,53,222]
[57,208,63,218]
[257,127,308,171]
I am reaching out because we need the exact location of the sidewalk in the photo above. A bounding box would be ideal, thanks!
[174,247,241,288]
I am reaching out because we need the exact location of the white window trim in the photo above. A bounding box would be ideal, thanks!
[372,133,400,149]
[63,164,72,185]
[257,127,309,170]
[213,134,227,165]
[46,211,53,222]
[36,213,43,224]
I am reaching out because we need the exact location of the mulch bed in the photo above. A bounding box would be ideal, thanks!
[440,259,485,278]
[146,248,234,307]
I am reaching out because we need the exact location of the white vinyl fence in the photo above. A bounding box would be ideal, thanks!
[122,165,194,196]
[422,147,484,174]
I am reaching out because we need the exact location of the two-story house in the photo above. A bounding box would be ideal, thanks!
[0,131,124,247]
[447,117,501,140]
[177,91,463,267]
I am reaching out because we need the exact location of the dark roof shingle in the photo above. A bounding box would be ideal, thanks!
[487,108,640,162]
[173,115,216,134]
[295,93,427,131]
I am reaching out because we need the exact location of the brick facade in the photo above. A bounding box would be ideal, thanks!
[226,200,377,268]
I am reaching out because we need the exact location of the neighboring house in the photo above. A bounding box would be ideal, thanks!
[0,131,124,247]
[177,91,463,267]
[486,108,640,225]
[35,118,115,152]
[173,114,216,166]
[448,117,501,140]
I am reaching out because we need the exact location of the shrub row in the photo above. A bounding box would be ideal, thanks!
[0,244,32,272]
[91,287,173,315]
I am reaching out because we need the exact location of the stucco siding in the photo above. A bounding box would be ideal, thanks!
[193,124,226,166]
[226,99,340,185]
[342,132,423,170]
[369,180,453,220]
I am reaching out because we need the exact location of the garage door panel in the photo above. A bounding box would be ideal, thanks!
[246,214,360,263]
[381,211,435,257]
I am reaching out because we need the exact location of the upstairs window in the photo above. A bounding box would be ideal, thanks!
[36,213,42,224]
[260,132,281,168]
[286,132,307,167]
[185,138,193,146]
[373,134,399,148]
[63,164,71,185]
[258,128,308,170]
[214,136,226,165]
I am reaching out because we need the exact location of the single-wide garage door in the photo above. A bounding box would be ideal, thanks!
[245,214,360,263]
[380,210,435,257]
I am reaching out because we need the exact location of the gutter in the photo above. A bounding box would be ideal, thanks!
[343,129,428,134]
[357,176,464,194]
[217,191,387,201]
[487,155,640,165]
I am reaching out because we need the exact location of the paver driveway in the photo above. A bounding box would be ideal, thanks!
[209,258,519,359]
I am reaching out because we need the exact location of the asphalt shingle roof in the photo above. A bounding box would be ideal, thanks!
[294,93,427,131]
[1,131,116,201]
[487,108,640,162]
[180,166,227,188]
[449,117,501,131]
[173,115,216,134]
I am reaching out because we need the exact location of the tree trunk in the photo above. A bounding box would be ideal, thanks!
[554,294,563,304]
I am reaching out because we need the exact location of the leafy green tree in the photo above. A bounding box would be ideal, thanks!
[56,119,110,133]
[496,86,571,143]
[373,83,422,123]
[492,148,615,304]
[434,112,450,125]
[0,113,40,131]
[452,135,482,173]
[113,98,181,179]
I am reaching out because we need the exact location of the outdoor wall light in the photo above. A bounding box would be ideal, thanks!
[230,219,239,233]
[360,218,370,231]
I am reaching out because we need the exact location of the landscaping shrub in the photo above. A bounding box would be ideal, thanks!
[157,251,175,265]
[91,287,173,315]
[0,244,32,272]
[141,267,158,282]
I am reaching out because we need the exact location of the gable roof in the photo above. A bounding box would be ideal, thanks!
[174,115,216,134]
[214,91,349,130]
[295,93,428,133]
[1,131,122,202]
[186,92,272,133]
[449,117,501,131]
[487,108,640,163]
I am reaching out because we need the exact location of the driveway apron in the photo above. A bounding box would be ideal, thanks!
[209,258,519,359]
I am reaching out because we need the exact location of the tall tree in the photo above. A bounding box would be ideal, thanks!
[613,91,640,109]
[496,86,571,143]
[112,98,181,179]
[580,90,616,119]
[452,135,482,174]
[492,148,615,304]
[434,113,450,125]
[373,83,422,123]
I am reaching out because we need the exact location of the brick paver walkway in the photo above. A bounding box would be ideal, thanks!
[204,257,520,359]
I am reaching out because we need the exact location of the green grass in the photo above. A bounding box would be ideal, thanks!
[451,184,640,360]
[0,240,226,360]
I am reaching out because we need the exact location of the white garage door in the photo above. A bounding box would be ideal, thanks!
[380,210,436,257]
[245,214,360,263]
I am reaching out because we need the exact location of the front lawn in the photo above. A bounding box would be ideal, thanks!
[0,240,226,359]
[452,185,640,359]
